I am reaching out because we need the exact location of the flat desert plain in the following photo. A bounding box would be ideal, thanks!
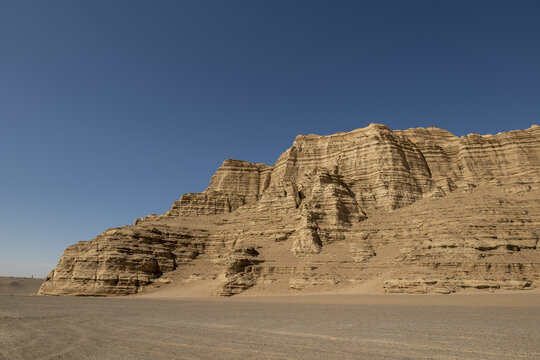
[0,277,44,296]
[1,278,539,360]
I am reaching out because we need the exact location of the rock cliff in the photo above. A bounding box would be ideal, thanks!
[38,124,540,296]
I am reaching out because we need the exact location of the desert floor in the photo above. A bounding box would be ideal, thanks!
[1,278,539,360]
[0,277,44,296]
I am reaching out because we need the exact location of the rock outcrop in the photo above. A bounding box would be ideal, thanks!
[38,124,540,296]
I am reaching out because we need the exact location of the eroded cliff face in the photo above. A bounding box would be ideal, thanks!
[38,124,540,296]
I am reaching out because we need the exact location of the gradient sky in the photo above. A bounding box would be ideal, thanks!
[1,1,539,277]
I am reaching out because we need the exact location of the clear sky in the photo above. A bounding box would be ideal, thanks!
[1,1,539,277]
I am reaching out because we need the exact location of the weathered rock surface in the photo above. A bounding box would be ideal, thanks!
[38,124,540,296]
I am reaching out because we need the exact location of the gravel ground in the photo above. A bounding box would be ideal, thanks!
[0,277,43,296]
[1,294,539,360]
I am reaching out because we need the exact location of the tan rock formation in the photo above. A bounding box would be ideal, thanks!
[38,124,540,296]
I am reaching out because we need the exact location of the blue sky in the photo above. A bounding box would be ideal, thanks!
[1,1,539,277]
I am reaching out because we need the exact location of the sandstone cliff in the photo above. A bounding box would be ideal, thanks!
[38,124,540,296]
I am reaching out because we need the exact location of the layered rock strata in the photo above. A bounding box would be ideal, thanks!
[38,124,540,296]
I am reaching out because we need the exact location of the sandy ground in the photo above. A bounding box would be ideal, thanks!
[1,291,539,360]
[0,277,43,296]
